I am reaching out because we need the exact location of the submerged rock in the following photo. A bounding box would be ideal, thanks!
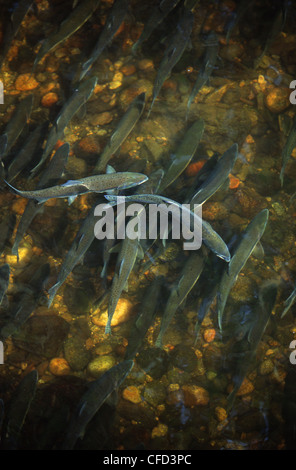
[136,347,169,379]
[64,336,92,371]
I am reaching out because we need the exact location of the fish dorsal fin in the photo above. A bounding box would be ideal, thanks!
[106,165,116,174]
[62,179,80,187]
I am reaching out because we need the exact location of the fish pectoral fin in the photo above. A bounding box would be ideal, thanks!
[68,195,77,205]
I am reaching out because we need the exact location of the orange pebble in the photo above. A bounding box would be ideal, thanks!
[186,160,206,177]
[41,92,58,108]
[15,73,38,91]
[203,328,216,343]
[229,174,240,189]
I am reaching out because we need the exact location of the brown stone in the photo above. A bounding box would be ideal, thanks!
[77,135,101,157]
[41,92,59,108]
[121,64,137,76]
[182,385,210,406]
[49,358,71,376]
[122,385,142,404]
[93,111,113,126]
[265,87,290,113]
[15,74,39,91]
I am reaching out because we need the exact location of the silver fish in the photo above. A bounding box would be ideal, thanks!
[6,123,48,183]
[227,281,277,410]
[5,172,148,204]
[3,370,38,449]
[225,0,254,45]
[0,264,10,306]
[186,31,219,120]
[93,92,146,173]
[190,143,238,205]
[156,252,204,347]
[105,193,230,261]
[79,0,129,81]
[147,8,194,118]
[11,143,70,259]
[158,119,205,192]
[281,283,296,319]
[30,77,97,176]
[0,0,33,69]
[61,360,133,450]
[47,205,98,307]
[280,113,296,187]
[132,0,181,54]
[33,0,101,72]
[1,263,50,340]
[125,276,164,360]
[105,236,143,334]
[0,95,34,159]
[217,209,269,332]
[254,2,287,70]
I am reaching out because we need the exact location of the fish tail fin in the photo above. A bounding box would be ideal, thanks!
[11,243,19,262]
[279,168,284,187]
[47,283,60,307]
[146,98,155,120]
[104,322,111,335]
[4,180,21,196]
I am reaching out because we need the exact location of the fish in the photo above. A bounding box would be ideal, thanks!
[0,95,34,159]
[190,143,238,205]
[183,152,220,203]
[186,31,219,120]
[0,214,16,256]
[47,204,104,307]
[125,277,164,360]
[1,370,38,450]
[224,0,254,45]
[105,236,143,334]
[30,77,97,176]
[281,283,296,319]
[158,119,205,192]
[101,169,163,283]
[280,113,296,187]
[254,2,288,69]
[6,123,48,183]
[5,171,148,204]
[0,135,8,158]
[0,0,33,69]
[61,359,134,450]
[184,0,200,10]
[156,252,204,347]
[11,143,70,260]
[0,264,10,307]
[147,8,194,118]
[79,0,129,81]
[227,281,277,410]
[32,0,101,72]
[194,255,225,341]
[1,263,50,340]
[93,92,146,173]
[217,209,269,332]
[132,0,181,54]
[105,193,231,261]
